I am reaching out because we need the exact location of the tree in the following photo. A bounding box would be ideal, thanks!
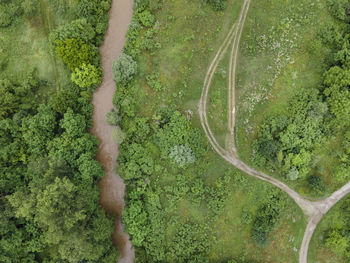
[49,19,95,48]
[71,63,101,89]
[22,104,57,155]
[112,53,137,83]
[55,38,95,70]
[60,108,86,138]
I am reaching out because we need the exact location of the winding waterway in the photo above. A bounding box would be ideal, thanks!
[91,0,134,262]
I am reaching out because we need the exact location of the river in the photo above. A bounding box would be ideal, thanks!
[90,0,134,262]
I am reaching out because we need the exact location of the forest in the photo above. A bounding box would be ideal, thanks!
[0,0,120,262]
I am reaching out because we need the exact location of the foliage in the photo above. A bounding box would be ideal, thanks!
[118,143,154,180]
[49,19,96,49]
[106,108,122,126]
[138,10,155,27]
[307,175,325,194]
[155,110,205,161]
[112,126,126,144]
[112,53,137,83]
[22,0,39,17]
[252,192,284,246]
[0,0,119,261]
[71,63,101,89]
[206,0,227,11]
[169,144,196,167]
[55,38,96,70]
[326,0,350,21]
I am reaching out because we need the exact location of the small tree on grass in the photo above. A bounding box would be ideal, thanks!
[112,53,137,83]
[112,126,126,144]
[71,63,101,89]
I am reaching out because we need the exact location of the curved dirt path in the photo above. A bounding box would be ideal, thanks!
[91,0,134,262]
[199,0,350,262]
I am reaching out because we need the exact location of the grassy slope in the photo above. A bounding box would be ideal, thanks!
[133,0,306,261]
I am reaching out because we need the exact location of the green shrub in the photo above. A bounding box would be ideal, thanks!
[0,6,12,27]
[71,63,101,89]
[307,175,325,194]
[206,0,226,11]
[169,145,195,167]
[138,10,155,27]
[49,19,96,49]
[112,53,137,83]
[326,0,349,21]
[106,109,122,126]
[55,38,96,70]
[112,126,126,144]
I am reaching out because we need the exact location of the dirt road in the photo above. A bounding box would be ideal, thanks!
[199,0,350,262]
[91,0,134,262]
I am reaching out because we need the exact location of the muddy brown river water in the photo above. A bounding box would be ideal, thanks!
[90,0,134,262]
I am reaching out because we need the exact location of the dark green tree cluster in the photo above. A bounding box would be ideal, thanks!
[0,75,119,263]
[0,1,121,262]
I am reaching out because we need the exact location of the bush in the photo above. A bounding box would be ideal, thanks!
[169,145,195,167]
[138,10,155,27]
[49,19,96,49]
[326,0,349,21]
[206,0,226,11]
[71,63,101,89]
[55,38,95,70]
[307,175,326,193]
[0,6,12,27]
[112,53,137,83]
[112,126,126,144]
[106,109,122,126]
